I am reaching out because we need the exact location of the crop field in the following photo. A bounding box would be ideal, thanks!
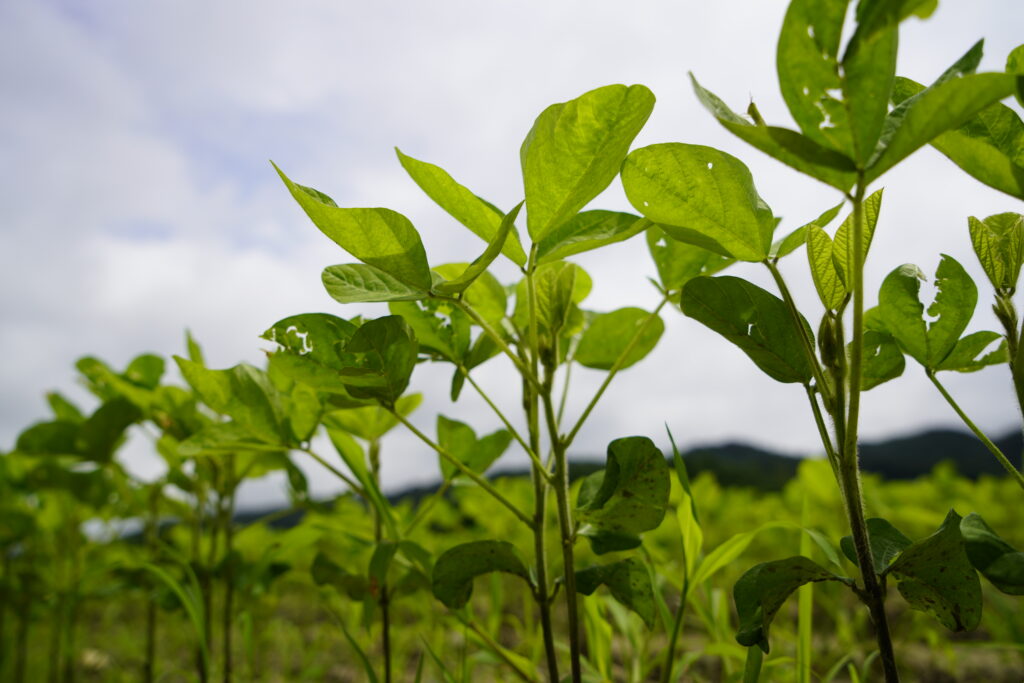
[3,1,1024,682]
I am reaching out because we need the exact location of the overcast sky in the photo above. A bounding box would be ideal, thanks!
[2,1,1022,509]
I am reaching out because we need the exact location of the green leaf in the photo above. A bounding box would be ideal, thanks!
[311,552,369,600]
[512,261,578,345]
[388,300,470,364]
[124,354,165,390]
[395,148,527,266]
[646,226,734,293]
[851,0,936,49]
[262,313,358,370]
[336,316,418,405]
[433,265,507,327]
[46,393,84,424]
[577,436,670,555]
[885,510,982,631]
[321,263,430,303]
[175,359,289,445]
[178,423,283,457]
[431,540,531,610]
[935,331,1008,373]
[622,143,776,262]
[436,415,511,480]
[893,77,1024,200]
[878,256,978,369]
[776,0,853,156]
[840,23,897,164]
[770,201,844,260]
[536,211,649,264]
[274,162,433,290]
[831,189,883,286]
[867,48,1019,183]
[860,330,906,390]
[575,558,657,628]
[288,383,322,443]
[521,84,655,242]
[185,330,206,365]
[839,518,912,575]
[574,307,664,371]
[15,421,80,457]
[969,213,1024,291]
[690,75,857,191]
[324,394,422,442]
[960,513,1024,595]
[76,398,143,462]
[325,429,398,538]
[681,276,815,384]
[734,556,849,652]
[433,202,522,294]
[806,224,847,310]
[1009,43,1024,106]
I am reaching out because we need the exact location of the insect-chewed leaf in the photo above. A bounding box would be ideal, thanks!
[776,0,853,157]
[878,255,978,369]
[969,213,1024,291]
[866,41,1019,183]
[960,513,1024,596]
[274,163,433,290]
[575,557,657,628]
[336,316,418,405]
[536,211,649,264]
[734,556,850,653]
[574,307,664,371]
[431,540,531,610]
[840,517,912,575]
[433,202,522,294]
[935,331,1007,373]
[321,264,430,303]
[577,436,670,555]
[681,276,815,384]
[436,415,511,480]
[839,18,897,165]
[885,510,982,631]
[690,75,856,192]
[622,143,776,262]
[396,149,527,266]
[521,84,655,242]
[262,313,358,369]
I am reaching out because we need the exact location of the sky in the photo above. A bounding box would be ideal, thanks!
[2,0,1023,509]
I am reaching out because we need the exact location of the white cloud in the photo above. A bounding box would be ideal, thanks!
[2,0,1023,509]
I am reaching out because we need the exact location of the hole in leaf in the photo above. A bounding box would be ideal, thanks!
[707,162,714,170]
[807,25,815,39]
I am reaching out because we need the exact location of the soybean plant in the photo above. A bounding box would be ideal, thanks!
[620,2,1020,680]
[269,84,678,681]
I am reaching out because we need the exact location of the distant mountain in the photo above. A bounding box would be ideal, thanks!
[232,428,1023,527]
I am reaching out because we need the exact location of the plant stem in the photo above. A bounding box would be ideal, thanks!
[841,180,899,683]
[144,490,159,683]
[659,578,689,683]
[390,411,534,528]
[564,294,671,449]
[766,260,834,410]
[459,616,535,683]
[542,365,582,683]
[369,439,393,683]
[299,447,368,497]
[926,370,1024,489]
[461,367,551,481]
[222,469,237,683]
[804,384,839,476]
[447,297,541,390]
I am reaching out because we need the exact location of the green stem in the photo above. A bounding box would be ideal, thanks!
[841,179,899,683]
[461,367,551,481]
[369,439,392,683]
[542,365,582,683]
[804,384,840,477]
[564,294,671,449]
[926,370,1024,490]
[447,297,541,390]
[659,578,689,683]
[766,260,833,409]
[457,616,535,683]
[390,411,534,528]
[299,448,368,498]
